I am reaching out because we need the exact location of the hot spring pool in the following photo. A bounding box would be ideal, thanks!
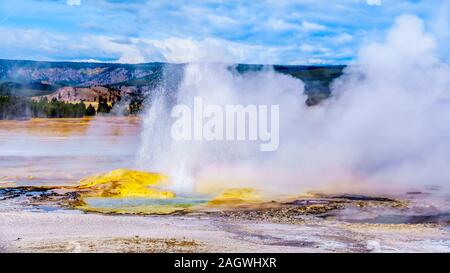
[80,196,211,214]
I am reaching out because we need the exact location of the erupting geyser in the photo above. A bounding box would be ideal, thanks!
[136,63,305,195]
[136,15,450,197]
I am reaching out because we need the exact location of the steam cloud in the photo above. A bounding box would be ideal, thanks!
[137,15,450,196]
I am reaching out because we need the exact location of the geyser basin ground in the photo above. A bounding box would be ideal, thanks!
[0,117,449,253]
[1,184,449,252]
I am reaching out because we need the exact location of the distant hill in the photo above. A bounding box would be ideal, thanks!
[0,59,163,87]
[0,81,58,97]
[36,86,122,104]
[0,59,345,106]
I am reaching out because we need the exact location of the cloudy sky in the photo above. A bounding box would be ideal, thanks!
[0,0,448,64]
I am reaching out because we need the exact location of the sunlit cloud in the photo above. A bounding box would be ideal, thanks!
[67,0,81,6]
[0,0,446,64]
[301,20,327,32]
[366,0,382,6]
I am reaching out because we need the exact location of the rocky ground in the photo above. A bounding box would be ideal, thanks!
[0,186,449,253]
[0,210,448,253]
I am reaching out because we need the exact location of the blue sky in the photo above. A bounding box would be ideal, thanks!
[0,0,448,64]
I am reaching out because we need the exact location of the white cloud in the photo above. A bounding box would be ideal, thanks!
[300,44,315,52]
[268,19,302,31]
[206,14,239,28]
[332,33,353,44]
[1,0,446,65]
[86,36,149,64]
[0,26,290,64]
[0,27,153,63]
[150,37,268,64]
[268,19,327,33]
[67,0,81,6]
[305,58,328,64]
[366,0,382,6]
[300,43,331,54]
[301,20,327,32]
[151,38,235,63]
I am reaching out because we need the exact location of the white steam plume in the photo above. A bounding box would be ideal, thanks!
[137,64,304,194]
[137,14,450,196]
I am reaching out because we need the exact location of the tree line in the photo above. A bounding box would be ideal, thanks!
[0,95,139,120]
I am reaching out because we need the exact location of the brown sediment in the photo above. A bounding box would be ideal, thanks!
[8,237,203,253]
[0,116,141,137]
[198,196,406,224]
[77,203,195,215]
[0,181,16,188]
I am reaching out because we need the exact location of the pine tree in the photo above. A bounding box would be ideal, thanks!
[97,96,111,114]
[85,104,96,116]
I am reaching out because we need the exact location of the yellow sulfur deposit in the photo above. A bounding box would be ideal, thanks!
[71,170,265,215]
[77,168,175,198]
[208,188,261,205]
